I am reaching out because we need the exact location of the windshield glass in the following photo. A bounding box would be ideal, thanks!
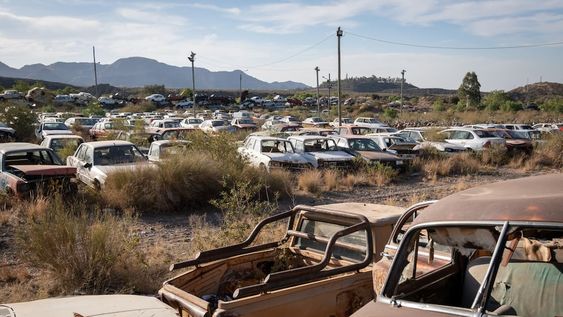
[164,122,180,128]
[50,138,83,151]
[5,149,61,168]
[303,138,337,152]
[93,145,146,165]
[211,121,225,127]
[188,119,202,124]
[474,130,497,138]
[295,218,368,262]
[160,143,189,158]
[261,140,295,153]
[348,138,382,151]
[76,118,98,126]
[506,130,530,139]
[161,130,190,140]
[239,119,254,124]
[43,123,68,130]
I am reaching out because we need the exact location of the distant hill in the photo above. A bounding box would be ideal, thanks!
[0,57,310,90]
[321,75,418,93]
[508,82,563,103]
[0,76,78,90]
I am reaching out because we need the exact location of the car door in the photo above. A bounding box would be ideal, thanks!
[445,130,464,147]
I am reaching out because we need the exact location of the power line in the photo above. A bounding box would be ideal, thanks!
[245,33,334,69]
[347,31,563,50]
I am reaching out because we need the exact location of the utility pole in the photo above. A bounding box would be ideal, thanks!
[314,66,320,116]
[188,51,196,117]
[323,74,332,114]
[400,69,406,112]
[92,46,98,98]
[337,27,343,127]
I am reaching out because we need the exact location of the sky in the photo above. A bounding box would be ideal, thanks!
[0,0,562,91]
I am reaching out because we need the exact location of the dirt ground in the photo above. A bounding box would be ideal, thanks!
[0,167,556,303]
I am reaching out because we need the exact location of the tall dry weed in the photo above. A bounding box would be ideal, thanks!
[297,170,323,195]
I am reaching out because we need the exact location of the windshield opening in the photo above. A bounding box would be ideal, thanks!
[303,139,338,152]
[261,140,295,153]
[93,145,145,165]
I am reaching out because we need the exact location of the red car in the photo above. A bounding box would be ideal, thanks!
[0,143,77,196]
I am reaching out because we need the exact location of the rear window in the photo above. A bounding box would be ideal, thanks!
[295,218,368,262]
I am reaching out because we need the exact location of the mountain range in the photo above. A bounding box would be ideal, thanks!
[0,57,310,90]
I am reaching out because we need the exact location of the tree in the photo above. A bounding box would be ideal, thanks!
[541,97,563,113]
[1,104,36,141]
[482,90,510,111]
[12,80,30,93]
[432,98,447,112]
[458,72,481,110]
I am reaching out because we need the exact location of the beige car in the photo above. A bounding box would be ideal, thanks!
[354,173,563,317]
[159,203,405,317]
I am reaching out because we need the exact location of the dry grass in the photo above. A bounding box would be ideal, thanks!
[323,169,339,191]
[525,134,563,171]
[479,144,509,167]
[415,152,482,181]
[368,163,399,186]
[16,196,167,295]
[297,170,323,195]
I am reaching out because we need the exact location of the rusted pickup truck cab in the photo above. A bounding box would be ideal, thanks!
[159,203,404,317]
[354,173,563,317]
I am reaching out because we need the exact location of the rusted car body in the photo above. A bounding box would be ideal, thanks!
[0,143,77,196]
[353,173,563,317]
[159,203,405,317]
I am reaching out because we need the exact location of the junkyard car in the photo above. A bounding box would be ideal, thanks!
[334,136,404,168]
[147,140,190,162]
[398,128,466,153]
[159,203,405,317]
[441,128,506,151]
[180,117,203,129]
[200,120,236,134]
[353,173,563,317]
[0,294,179,317]
[288,135,356,169]
[66,140,149,189]
[238,135,311,171]
[302,117,329,128]
[231,118,257,130]
[0,122,16,141]
[40,134,84,159]
[0,143,76,196]
[366,134,419,160]
[35,122,73,141]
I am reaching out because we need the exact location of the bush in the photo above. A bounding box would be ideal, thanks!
[479,144,509,166]
[17,196,166,294]
[526,134,563,170]
[367,163,398,186]
[297,170,323,195]
[0,103,36,141]
[323,169,339,191]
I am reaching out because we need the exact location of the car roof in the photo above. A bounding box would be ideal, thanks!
[248,135,288,141]
[0,142,49,153]
[43,135,84,140]
[151,140,190,146]
[413,173,563,225]
[83,140,134,148]
[336,135,377,140]
[288,135,331,141]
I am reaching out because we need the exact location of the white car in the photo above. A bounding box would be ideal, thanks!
[2,295,179,317]
[40,134,84,153]
[288,135,355,169]
[533,123,562,133]
[98,96,117,106]
[329,117,354,127]
[66,140,149,189]
[147,140,190,162]
[398,128,466,153]
[367,134,419,160]
[279,116,301,125]
[501,124,535,131]
[0,89,22,100]
[145,94,166,103]
[261,119,283,130]
[53,94,73,104]
[238,135,310,172]
[35,122,73,140]
[302,117,329,127]
[180,117,203,129]
[441,128,506,151]
[146,119,180,133]
[64,117,99,131]
[353,117,386,128]
[0,122,16,141]
[176,100,193,108]
[199,119,236,134]
[70,92,95,102]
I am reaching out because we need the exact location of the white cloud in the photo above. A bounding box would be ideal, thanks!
[191,3,241,15]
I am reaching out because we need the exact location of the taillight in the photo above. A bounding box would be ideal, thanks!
[483,141,491,148]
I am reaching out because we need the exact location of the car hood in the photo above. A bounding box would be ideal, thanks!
[306,151,353,161]
[357,151,400,161]
[10,165,76,176]
[1,295,179,317]
[265,152,308,163]
[43,130,73,136]
[423,141,465,150]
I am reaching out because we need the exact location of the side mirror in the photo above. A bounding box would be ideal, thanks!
[83,162,92,169]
